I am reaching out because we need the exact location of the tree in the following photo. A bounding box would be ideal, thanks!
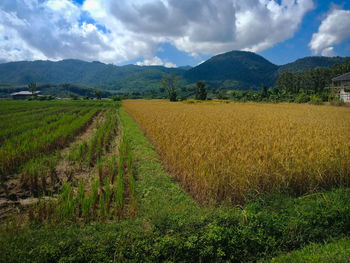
[69,93,79,100]
[162,74,178,102]
[195,81,207,100]
[216,89,228,100]
[28,82,37,96]
[261,84,268,98]
[275,72,295,93]
[94,90,103,100]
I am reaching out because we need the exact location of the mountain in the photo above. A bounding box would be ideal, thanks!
[0,59,187,91]
[278,56,348,74]
[0,51,348,94]
[185,51,279,89]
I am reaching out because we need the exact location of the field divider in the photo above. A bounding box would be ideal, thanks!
[119,108,200,220]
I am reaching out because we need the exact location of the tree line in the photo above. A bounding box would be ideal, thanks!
[159,58,350,104]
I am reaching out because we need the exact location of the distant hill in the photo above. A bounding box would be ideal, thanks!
[0,59,187,91]
[278,56,348,74]
[185,51,279,89]
[0,51,348,94]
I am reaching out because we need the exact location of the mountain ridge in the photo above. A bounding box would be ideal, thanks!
[0,51,348,92]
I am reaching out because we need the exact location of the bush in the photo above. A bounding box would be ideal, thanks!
[330,96,345,106]
[111,95,121,101]
[69,93,80,100]
[295,93,310,103]
[309,95,323,105]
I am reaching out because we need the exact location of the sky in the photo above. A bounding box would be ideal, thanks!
[0,0,349,67]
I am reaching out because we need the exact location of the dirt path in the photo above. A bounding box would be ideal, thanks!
[55,111,107,184]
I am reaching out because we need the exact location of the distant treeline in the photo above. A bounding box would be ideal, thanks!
[274,58,350,98]
[0,83,113,99]
[221,58,350,104]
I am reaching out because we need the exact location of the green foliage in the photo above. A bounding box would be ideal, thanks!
[269,238,350,263]
[0,105,99,180]
[162,74,178,102]
[274,58,350,104]
[0,59,188,94]
[3,188,350,262]
[195,81,207,100]
[0,54,349,98]
[28,82,37,95]
[185,50,279,89]
[309,94,323,105]
[93,90,103,100]
[295,92,310,103]
[3,109,350,262]
[111,95,121,101]
[69,93,80,100]
[279,56,349,74]
[330,96,345,106]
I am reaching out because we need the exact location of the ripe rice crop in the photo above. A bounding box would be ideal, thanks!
[124,100,350,204]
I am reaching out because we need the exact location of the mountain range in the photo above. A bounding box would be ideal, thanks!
[0,51,348,94]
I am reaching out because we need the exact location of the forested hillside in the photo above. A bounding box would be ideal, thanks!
[278,56,348,74]
[0,59,187,91]
[185,51,279,89]
[0,51,348,95]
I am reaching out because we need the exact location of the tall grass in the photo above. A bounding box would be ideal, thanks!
[124,100,350,204]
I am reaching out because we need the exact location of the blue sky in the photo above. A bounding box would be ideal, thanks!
[260,0,350,65]
[1,0,350,66]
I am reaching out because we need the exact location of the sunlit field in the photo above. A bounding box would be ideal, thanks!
[124,100,350,204]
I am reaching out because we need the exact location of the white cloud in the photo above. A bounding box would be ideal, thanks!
[321,47,336,57]
[309,9,350,56]
[136,56,177,68]
[0,0,315,65]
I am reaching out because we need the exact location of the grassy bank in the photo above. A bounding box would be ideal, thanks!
[1,107,350,262]
[268,238,350,263]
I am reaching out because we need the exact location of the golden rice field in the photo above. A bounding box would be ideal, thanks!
[124,100,350,204]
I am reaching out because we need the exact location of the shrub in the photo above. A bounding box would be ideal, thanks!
[309,95,323,105]
[112,95,121,101]
[295,93,310,103]
[330,96,345,106]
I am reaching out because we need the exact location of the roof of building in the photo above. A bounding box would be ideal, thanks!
[332,72,350,82]
[10,91,40,96]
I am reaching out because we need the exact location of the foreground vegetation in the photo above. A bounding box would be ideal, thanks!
[269,238,350,263]
[1,100,350,262]
[1,108,350,262]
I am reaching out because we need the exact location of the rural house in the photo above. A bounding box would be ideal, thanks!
[332,72,350,103]
[11,91,40,100]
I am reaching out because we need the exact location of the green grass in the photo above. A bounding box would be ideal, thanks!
[120,108,201,221]
[1,106,350,262]
[268,238,350,263]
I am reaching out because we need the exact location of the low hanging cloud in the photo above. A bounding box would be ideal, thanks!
[0,0,315,64]
[136,56,177,68]
[309,8,350,56]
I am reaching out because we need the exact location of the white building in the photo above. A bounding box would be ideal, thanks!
[332,72,350,103]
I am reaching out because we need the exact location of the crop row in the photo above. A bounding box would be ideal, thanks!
[124,100,350,204]
[19,104,121,196]
[68,106,119,167]
[30,133,137,223]
[0,108,98,181]
[0,108,79,143]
